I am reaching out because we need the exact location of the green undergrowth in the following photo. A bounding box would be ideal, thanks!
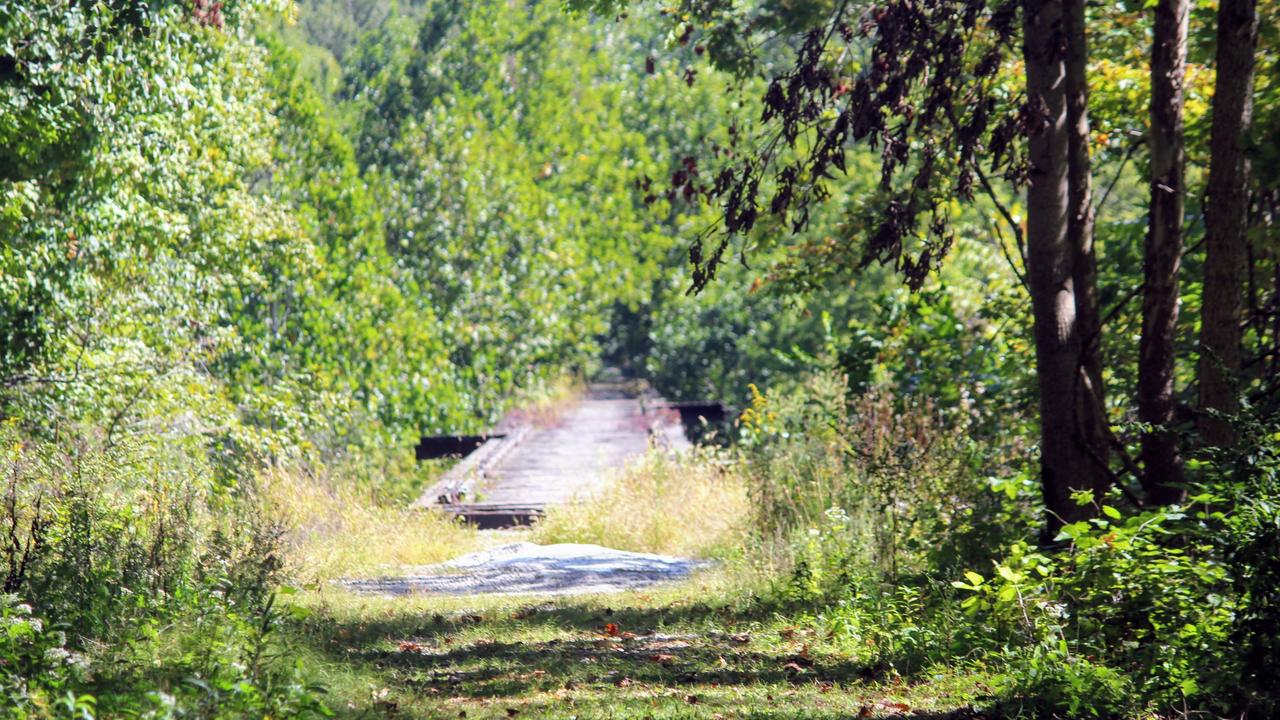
[267,367,1276,720]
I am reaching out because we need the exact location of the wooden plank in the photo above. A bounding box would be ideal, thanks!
[441,503,545,529]
[412,384,706,528]
[411,425,532,507]
[415,434,496,460]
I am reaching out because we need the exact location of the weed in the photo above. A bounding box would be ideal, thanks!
[531,447,749,558]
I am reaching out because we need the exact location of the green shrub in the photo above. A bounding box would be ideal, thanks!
[0,596,92,719]
[0,425,329,718]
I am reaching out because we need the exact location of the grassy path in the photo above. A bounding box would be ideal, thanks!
[286,568,990,719]
[277,412,991,718]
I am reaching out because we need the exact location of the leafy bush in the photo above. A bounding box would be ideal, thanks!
[0,596,92,719]
[740,369,1029,581]
[737,368,1280,717]
[0,424,329,718]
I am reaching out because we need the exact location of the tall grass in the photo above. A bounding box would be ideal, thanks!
[738,371,1031,581]
[258,460,476,582]
[531,447,750,558]
[0,422,333,717]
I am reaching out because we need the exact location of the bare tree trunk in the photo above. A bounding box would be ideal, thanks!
[1139,0,1189,503]
[1064,0,1109,498]
[1023,0,1111,540]
[1199,0,1259,447]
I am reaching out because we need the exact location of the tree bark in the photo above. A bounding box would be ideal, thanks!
[1139,0,1189,503]
[1022,0,1111,541]
[1063,0,1109,498]
[1199,0,1259,447]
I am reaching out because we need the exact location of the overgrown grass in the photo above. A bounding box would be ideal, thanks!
[1,423,330,718]
[259,461,477,583]
[275,421,999,720]
[530,448,751,558]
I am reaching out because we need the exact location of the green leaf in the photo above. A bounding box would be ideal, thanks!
[963,570,984,586]
[1102,505,1122,520]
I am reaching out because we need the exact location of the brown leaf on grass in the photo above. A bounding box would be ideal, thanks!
[727,633,750,644]
[782,662,806,673]
[397,640,425,653]
[511,605,543,620]
[650,653,677,665]
[620,631,637,640]
[603,623,620,637]
[858,705,872,718]
[685,694,699,704]
[880,701,911,712]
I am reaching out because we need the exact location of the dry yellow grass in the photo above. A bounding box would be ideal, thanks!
[530,447,750,558]
[258,463,477,583]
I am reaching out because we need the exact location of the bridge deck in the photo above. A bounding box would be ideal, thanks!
[422,386,688,526]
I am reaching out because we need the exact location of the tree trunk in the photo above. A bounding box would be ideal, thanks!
[1022,0,1111,541]
[1064,0,1109,498]
[1198,0,1259,447]
[1139,0,1189,503]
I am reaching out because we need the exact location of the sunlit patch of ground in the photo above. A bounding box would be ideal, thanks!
[285,571,995,719]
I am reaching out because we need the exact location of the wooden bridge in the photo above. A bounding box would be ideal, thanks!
[412,383,706,528]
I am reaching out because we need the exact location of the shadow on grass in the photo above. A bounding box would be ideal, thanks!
[289,595,993,719]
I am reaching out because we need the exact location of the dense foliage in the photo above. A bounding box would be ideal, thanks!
[2,0,1277,717]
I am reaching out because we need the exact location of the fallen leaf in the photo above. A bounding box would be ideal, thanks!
[603,623,620,637]
[881,701,911,712]
[685,694,699,704]
[650,653,677,665]
[782,662,806,673]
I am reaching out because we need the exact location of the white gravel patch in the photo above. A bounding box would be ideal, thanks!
[342,542,710,597]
